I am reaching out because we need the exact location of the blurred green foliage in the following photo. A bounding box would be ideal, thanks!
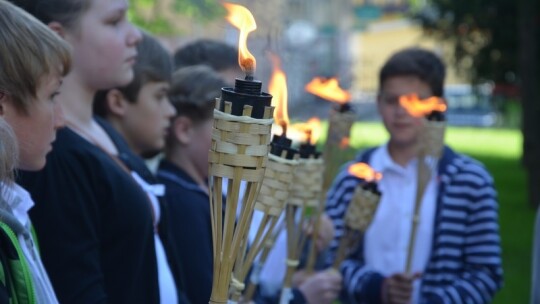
[129,0,224,35]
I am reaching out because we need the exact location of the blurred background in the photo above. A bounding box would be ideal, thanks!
[130,0,539,302]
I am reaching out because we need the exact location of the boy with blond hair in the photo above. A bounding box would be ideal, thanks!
[0,0,71,302]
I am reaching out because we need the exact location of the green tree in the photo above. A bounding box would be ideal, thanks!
[129,0,224,35]
[417,0,540,208]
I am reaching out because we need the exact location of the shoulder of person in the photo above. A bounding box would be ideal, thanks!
[446,151,494,186]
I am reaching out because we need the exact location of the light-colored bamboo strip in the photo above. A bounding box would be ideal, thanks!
[243,219,285,302]
[228,153,298,302]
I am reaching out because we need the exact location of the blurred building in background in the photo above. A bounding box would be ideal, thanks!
[156,0,494,124]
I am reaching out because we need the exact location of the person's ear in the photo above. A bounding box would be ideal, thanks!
[0,94,4,116]
[172,116,193,145]
[0,92,10,116]
[106,89,129,118]
[48,22,66,38]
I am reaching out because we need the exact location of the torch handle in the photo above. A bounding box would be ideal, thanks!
[305,207,323,273]
[243,218,285,302]
[405,154,432,273]
[332,231,351,269]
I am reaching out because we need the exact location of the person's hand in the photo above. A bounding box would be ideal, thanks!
[298,269,342,304]
[381,273,421,304]
[303,213,335,252]
[292,269,309,287]
[316,214,335,251]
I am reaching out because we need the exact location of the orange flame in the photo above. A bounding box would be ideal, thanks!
[305,77,351,104]
[340,137,350,149]
[268,54,289,134]
[290,117,322,145]
[223,2,257,74]
[348,163,382,182]
[398,93,447,118]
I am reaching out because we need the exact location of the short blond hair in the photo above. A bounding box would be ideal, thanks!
[0,0,71,113]
[0,119,17,185]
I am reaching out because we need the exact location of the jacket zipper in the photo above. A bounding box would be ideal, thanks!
[0,222,37,304]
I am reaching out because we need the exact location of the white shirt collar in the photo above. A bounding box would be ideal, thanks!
[371,142,416,176]
[1,183,34,227]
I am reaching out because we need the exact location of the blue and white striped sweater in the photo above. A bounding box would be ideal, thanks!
[325,146,503,304]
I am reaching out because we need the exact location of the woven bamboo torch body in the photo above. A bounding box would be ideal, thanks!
[405,118,446,273]
[326,108,355,147]
[323,108,355,190]
[229,153,298,302]
[333,186,381,268]
[209,99,274,304]
[280,157,325,304]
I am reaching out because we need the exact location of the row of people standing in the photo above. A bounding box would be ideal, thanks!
[4,0,170,302]
[0,0,220,302]
[0,0,517,303]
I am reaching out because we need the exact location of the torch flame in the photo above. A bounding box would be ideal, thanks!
[348,163,382,182]
[398,93,447,118]
[340,137,350,149]
[268,54,289,135]
[223,2,257,74]
[305,77,351,104]
[290,117,322,145]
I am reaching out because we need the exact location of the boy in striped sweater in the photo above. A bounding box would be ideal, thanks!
[325,48,503,304]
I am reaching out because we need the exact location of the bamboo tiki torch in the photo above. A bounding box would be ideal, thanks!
[305,77,354,192]
[228,54,299,303]
[398,94,447,273]
[209,3,274,304]
[332,163,382,268]
[281,139,324,304]
[303,78,354,273]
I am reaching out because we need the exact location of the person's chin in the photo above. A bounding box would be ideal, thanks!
[20,159,47,172]
[390,134,416,147]
[115,69,134,87]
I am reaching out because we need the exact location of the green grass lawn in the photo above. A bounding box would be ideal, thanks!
[321,122,533,303]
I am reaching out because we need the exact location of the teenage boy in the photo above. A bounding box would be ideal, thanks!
[326,48,503,304]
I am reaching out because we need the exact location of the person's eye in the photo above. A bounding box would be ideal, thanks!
[106,14,124,26]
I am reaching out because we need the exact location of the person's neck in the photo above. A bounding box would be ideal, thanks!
[108,118,141,155]
[165,149,208,192]
[60,73,96,128]
[387,140,418,167]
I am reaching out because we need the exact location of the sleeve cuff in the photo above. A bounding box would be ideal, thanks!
[365,272,385,304]
[290,288,307,304]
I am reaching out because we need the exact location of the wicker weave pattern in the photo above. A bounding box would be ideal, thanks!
[345,187,381,231]
[255,154,298,216]
[326,109,355,146]
[289,158,325,208]
[209,109,273,179]
[420,120,446,158]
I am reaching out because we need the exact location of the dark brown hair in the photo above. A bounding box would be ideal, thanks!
[379,48,446,97]
[168,65,227,123]
[7,0,91,29]
[173,39,238,72]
